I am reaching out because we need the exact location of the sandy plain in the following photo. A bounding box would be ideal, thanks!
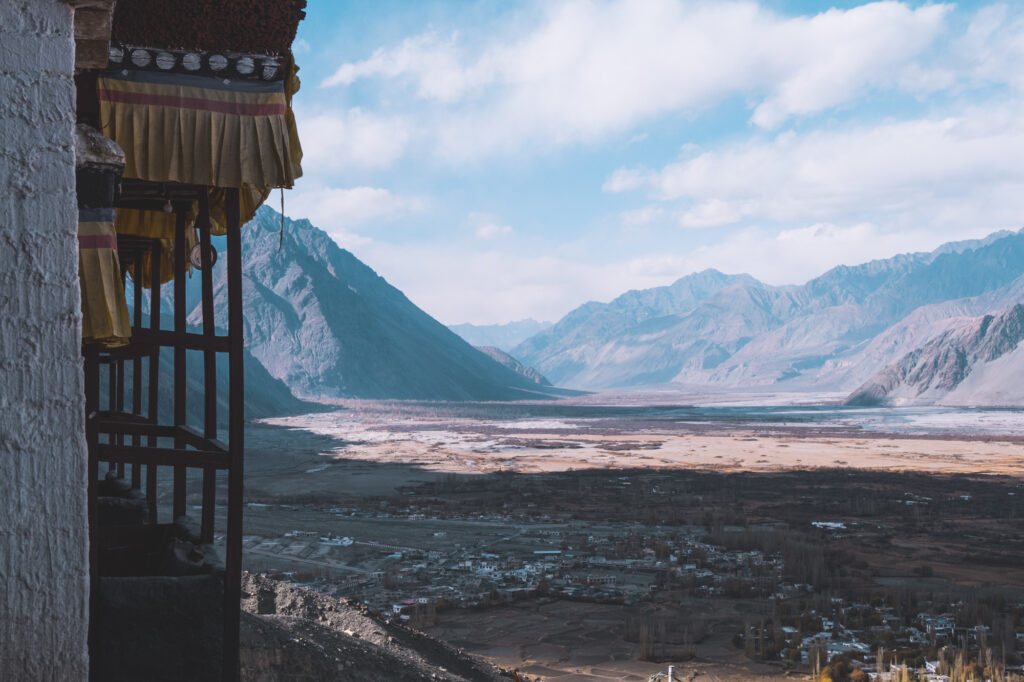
[261,399,1024,480]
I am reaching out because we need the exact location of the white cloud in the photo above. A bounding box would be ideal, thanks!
[352,243,662,325]
[621,221,1001,288]
[323,1,953,159]
[475,223,514,239]
[297,109,411,171]
[619,205,665,227]
[322,32,483,101]
[607,103,1024,232]
[286,186,424,244]
[952,4,1024,92]
[603,167,647,193]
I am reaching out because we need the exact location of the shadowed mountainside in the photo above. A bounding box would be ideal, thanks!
[200,207,567,401]
[475,346,551,386]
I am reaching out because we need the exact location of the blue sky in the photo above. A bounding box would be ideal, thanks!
[287,0,1024,325]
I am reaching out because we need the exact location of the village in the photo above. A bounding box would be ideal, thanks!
[238,494,1024,682]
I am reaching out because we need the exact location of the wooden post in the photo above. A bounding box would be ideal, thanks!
[107,356,116,474]
[173,207,187,519]
[132,265,143,490]
[147,240,161,523]
[223,187,243,682]
[199,195,217,543]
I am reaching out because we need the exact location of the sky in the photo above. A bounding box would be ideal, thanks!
[287,0,1024,326]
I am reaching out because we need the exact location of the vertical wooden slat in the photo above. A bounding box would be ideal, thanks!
[147,240,161,523]
[132,265,143,490]
[173,208,187,519]
[115,357,125,478]
[223,187,243,682]
[107,357,116,474]
[199,195,217,543]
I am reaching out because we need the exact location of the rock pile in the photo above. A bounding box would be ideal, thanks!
[239,573,522,682]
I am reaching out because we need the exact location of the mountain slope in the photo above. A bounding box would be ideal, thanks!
[475,346,551,386]
[514,230,1024,391]
[203,207,562,401]
[846,304,1024,406]
[512,269,763,386]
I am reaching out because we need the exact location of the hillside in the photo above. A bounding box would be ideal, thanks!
[202,207,563,401]
[240,573,511,682]
[513,230,1024,393]
[846,304,1024,407]
[475,346,551,386]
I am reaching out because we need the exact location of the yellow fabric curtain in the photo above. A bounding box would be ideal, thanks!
[79,208,132,346]
[96,61,303,290]
[97,69,302,189]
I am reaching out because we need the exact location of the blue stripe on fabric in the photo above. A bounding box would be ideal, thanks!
[79,207,116,223]
[100,67,285,94]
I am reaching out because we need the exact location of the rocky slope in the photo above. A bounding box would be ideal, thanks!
[846,304,1024,406]
[449,319,552,352]
[239,573,514,682]
[513,230,1024,393]
[202,207,563,401]
[475,346,551,386]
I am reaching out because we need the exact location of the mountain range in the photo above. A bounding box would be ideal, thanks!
[130,210,1023,408]
[448,319,552,351]
[511,228,1024,406]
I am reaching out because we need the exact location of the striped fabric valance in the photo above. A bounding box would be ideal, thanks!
[79,208,131,347]
[97,68,302,190]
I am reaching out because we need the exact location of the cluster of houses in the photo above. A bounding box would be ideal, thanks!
[243,502,1023,680]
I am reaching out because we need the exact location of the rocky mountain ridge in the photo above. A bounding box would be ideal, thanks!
[512,229,1024,403]
[846,303,1024,406]
[449,319,552,352]
[475,346,551,386]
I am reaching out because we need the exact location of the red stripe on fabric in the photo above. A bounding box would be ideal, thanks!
[98,87,286,116]
[78,234,118,249]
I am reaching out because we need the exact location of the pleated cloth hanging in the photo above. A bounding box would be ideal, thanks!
[78,208,132,346]
[97,67,301,190]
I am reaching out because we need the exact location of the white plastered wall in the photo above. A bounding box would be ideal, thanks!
[0,0,90,678]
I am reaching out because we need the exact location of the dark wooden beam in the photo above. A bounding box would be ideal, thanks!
[199,194,218,543]
[147,240,161,522]
[224,187,243,682]
[98,445,231,470]
[173,208,187,519]
[132,328,231,352]
[132,259,143,490]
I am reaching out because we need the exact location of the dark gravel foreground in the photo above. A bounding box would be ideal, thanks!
[239,573,520,681]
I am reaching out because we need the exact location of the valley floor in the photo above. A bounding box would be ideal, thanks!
[193,395,1024,681]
